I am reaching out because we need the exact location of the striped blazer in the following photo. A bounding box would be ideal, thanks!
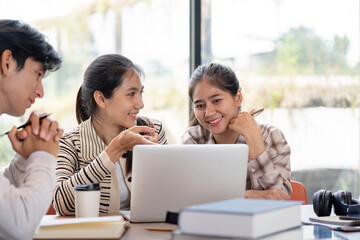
[181,123,292,196]
[53,116,167,216]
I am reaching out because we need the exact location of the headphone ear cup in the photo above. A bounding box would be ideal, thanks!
[333,190,351,216]
[352,198,360,205]
[348,197,360,215]
[322,190,333,216]
[344,191,352,204]
[313,189,333,217]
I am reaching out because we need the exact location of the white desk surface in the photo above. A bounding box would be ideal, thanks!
[123,205,358,240]
[35,205,358,240]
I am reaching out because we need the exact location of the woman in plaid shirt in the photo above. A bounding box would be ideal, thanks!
[182,63,291,200]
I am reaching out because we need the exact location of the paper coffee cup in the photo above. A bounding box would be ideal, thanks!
[74,183,101,218]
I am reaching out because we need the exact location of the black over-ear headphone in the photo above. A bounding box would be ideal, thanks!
[313,189,360,217]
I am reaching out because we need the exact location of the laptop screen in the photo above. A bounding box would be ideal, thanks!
[128,144,248,222]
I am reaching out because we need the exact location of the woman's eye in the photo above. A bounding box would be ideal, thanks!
[213,99,222,104]
[195,104,204,109]
[128,92,135,96]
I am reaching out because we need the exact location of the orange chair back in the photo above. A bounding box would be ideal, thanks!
[290,180,307,205]
[46,204,56,215]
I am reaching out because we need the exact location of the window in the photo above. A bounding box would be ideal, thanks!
[202,0,360,202]
[0,0,189,166]
[1,0,359,204]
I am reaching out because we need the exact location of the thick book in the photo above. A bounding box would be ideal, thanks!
[33,215,127,239]
[178,198,301,239]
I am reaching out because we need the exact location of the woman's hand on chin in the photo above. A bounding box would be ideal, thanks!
[229,112,265,159]
[228,112,259,137]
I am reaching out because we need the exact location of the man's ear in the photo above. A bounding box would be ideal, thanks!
[235,89,242,107]
[1,50,13,76]
[93,90,106,109]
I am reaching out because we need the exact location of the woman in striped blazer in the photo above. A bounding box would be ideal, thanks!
[53,54,167,215]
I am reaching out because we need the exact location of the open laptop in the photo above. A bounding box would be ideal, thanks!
[122,144,248,222]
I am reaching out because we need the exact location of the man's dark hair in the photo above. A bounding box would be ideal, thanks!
[0,19,62,71]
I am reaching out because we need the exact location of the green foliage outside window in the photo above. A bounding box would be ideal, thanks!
[257,26,355,76]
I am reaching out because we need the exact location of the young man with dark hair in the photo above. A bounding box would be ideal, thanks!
[0,19,63,239]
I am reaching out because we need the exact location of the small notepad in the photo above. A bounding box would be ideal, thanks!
[34,215,126,239]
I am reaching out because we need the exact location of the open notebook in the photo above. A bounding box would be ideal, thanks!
[122,144,248,222]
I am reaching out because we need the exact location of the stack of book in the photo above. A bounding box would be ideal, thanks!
[173,198,302,240]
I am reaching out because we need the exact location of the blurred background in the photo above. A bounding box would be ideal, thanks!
[0,0,359,203]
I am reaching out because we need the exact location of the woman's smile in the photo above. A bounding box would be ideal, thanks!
[128,113,138,120]
[206,116,223,126]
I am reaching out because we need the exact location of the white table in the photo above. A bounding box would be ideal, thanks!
[301,204,360,240]
[123,205,360,240]
[34,205,359,239]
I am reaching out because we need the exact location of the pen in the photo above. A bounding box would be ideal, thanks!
[0,113,51,137]
[250,108,264,117]
[146,227,178,232]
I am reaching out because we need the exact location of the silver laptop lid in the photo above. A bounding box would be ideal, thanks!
[130,144,248,222]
